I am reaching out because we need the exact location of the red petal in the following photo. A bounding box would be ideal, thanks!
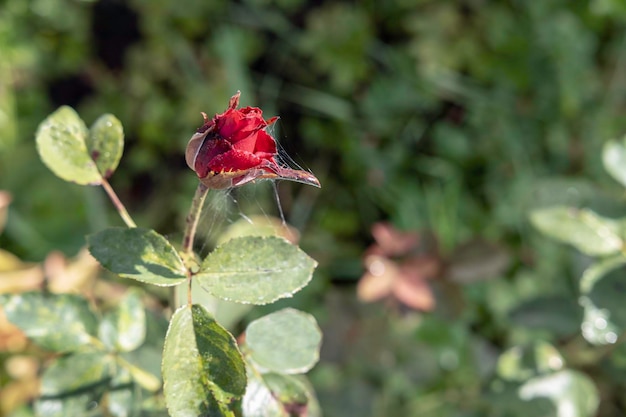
[194,136,232,177]
[253,130,277,154]
[208,148,267,172]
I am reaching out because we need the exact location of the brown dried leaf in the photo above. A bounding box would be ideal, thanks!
[46,248,100,293]
[357,255,397,302]
[0,308,28,352]
[0,191,11,235]
[370,222,419,256]
[392,274,435,311]
[0,251,44,293]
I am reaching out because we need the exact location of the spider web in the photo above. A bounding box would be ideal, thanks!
[194,122,313,255]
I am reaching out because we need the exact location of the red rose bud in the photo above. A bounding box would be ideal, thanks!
[185,92,321,190]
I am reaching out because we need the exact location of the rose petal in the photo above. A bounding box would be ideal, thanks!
[209,148,265,172]
[194,135,232,178]
[253,130,278,154]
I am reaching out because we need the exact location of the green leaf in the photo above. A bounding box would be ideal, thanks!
[99,288,146,352]
[35,352,113,417]
[120,310,167,390]
[107,369,135,417]
[88,114,124,179]
[508,296,582,336]
[529,206,623,256]
[246,308,322,374]
[2,292,98,352]
[579,297,621,345]
[497,341,565,382]
[162,304,247,417]
[243,371,320,417]
[35,106,103,185]
[519,370,599,417]
[196,236,317,304]
[579,255,626,294]
[579,257,626,345]
[603,137,626,188]
[88,227,187,286]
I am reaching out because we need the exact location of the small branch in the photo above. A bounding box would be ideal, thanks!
[100,178,137,228]
[182,182,209,256]
[181,182,210,307]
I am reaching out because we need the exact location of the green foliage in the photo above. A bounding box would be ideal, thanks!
[162,304,247,417]
[196,236,317,304]
[8,0,626,416]
[245,308,322,374]
[2,292,98,352]
[35,106,121,185]
[87,227,187,286]
[529,207,624,256]
[99,288,146,352]
[9,98,322,417]
[2,291,164,417]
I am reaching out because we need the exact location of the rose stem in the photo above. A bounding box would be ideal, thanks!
[100,178,137,228]
[181,182,210,306]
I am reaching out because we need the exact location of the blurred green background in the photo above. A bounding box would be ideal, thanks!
[4,0,626,416]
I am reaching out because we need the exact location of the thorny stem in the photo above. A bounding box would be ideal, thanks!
[100,178,137,228]
[181,182,210,306]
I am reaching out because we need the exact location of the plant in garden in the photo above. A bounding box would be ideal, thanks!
[517,135,626,416]
[2,92,322,417]
[530,136,626,347]
[357,222,440,311]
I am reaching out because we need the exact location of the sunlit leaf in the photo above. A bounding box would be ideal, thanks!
[35,106,102,185]
[243,371,320,417]
[579,257,626,345]
[35,352,113,417]
[579,297,621,346]
[120,311,167,390]
[107,369,134,417]
[88,227,187,286]
[196,236,317,304]
[603,137,626,188]
[519,370,599,417]
[579,255,626,293]
[88,114,124,179]
[246,308,322,374]
[529,206,623,256]
[162,304,246,417]
[99,288,146,352]
[497,342,565,382]
[2,292,97,352]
